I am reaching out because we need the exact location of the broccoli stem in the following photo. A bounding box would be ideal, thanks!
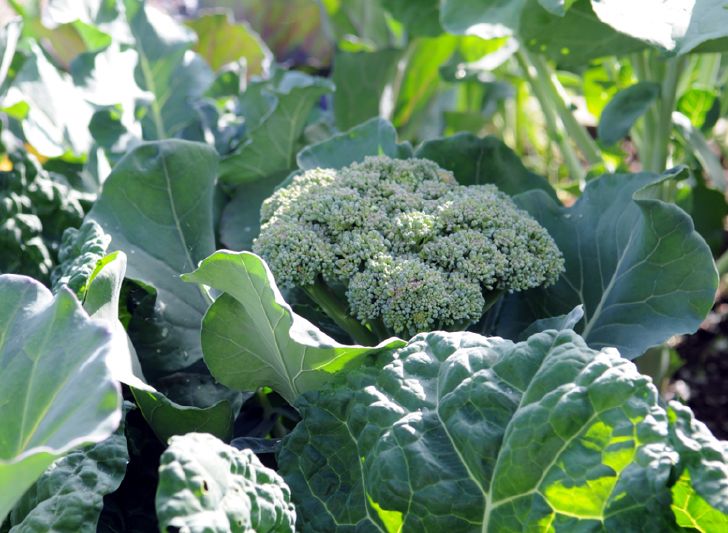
[302,281,380,346]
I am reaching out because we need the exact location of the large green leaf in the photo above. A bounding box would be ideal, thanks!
[597,82,660,145]
[6,405,130,532]
[332,48,403,131]
[0,275,121,521]
[183,251,405,404]
[415,132,557,199]
[80,230,241,443]
[590,0,728,55]
[490,171,718,359]
[87,140,218,377]
[186,11,272,75]
[156,432,296,533]
[0,18,21,92]
[381,0,442,36]
[219,72,333,184]
[440,0,645,66]
[279,329,728,531]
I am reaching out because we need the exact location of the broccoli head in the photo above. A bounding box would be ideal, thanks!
[254,156,564,341]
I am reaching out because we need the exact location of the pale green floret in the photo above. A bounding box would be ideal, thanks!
[254,155,564,340]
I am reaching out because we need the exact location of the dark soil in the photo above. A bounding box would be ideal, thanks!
[674,295,728,440]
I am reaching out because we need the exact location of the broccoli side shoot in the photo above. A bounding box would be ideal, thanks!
[254,156,564,341]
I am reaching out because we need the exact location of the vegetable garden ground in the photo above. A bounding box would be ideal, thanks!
[2,0,728,531]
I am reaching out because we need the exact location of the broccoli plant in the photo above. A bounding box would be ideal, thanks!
[0,143,84,284]
[254,155,564,342]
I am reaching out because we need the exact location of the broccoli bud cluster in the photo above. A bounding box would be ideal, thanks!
[254,156,564,338]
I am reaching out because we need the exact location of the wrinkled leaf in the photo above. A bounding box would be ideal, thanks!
[0,274,121,521]
[183,251,405,404]
[156,433,296,533]
[87,140,217,377]
[279,329,718,531]
[491,170,718,358]
[598,82,660,145]
[7,405,130,532]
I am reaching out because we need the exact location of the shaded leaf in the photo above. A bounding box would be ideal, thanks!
[598,82,660,145]
[415,132,557,199]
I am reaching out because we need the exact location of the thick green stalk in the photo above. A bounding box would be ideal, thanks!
[515,50,585,183]
[716,249,728,277]
[650,56,685,173]
[302,282,379,345]
[526,51,603,167]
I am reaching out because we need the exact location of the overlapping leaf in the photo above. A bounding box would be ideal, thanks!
[0,275,121,521]
[183,251,405,404]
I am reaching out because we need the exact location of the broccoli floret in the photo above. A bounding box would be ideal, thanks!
[254,155,564,341]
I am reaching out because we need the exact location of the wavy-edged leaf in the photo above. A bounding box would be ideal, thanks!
[279,330,687,531]
[491,171,718,359]
[156,432,296,533]
[0,275,121,521]
[87,140,217,377]
[84,250,243,444]
[183,251,405,404]
[6,404,130,532]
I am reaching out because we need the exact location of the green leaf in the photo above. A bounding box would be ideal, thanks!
[381,0,442,36]
[81,236,242,444]
[673,111,726,192]
[677,88,718,129]
[183,251,405,404]
[538,0,578,16]
[667,401,728,515]
[156,432,296,533]
[590,0,728,55]
[0,18,21,92]
[0,274,121,521]
[278,329,688,531]
[125,0,213,139]
[297,117,412,171]
[332,48,403,131]
[87,140,218,377]
[187,10,272,75]
[492,171,718,359]
[597,82,660,145]
[3,43,94,157]
[393,34,459,129]
[415,132,557,199]
[440,0,526,39]
[672,470,728,532]
[6,405,130,532]
[219,72,334,184]
[219,171,290,251]
[676,182,728,255]
[518,304,584,340]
